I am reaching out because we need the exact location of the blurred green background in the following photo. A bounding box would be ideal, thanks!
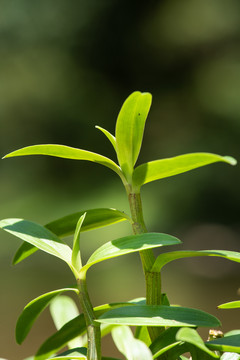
[0,1,240,358]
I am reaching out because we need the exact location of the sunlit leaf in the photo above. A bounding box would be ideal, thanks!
[176,328,219,358]
[50,296,82,349]
[221,353,240,360]
[95,126,117,152]
[206,330,240,353]
[0,219,72,267]
[151,249,240,272]
[150,327,181,359]
[13,208,130,265]
[218,301,240,309]
[80,233,181,276]
[96,305,221,327]
[16,288,78,344]
[112,326,153,360]
[115,91,152,180]
[3,144,125,181]
[133,152,237,188]
[71,214,86,272]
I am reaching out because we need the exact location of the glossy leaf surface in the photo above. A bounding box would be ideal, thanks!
[207,331,240,353]
[96,126,117,152]
[81,233,181,275]
[150,327,181,358]
[97,305,221,327]
[133,153,237,188]
[115,91,152,179]
[176,328,219,358]
[0,219,72,266]
[152,249,240,272]
[3,144,124,180]
[112,326,153,360]
[16,288,78,344]
[13,208,130,265]
[218,301,240,309]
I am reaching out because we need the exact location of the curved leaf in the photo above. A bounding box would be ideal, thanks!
[149,327,181,359]
[0,219,72,267]
[80,233,181,276]
[133,153,237,188]
[47,348,87,360]
[16,288,78,344]
[218,301,240,309]
[151,249,240,272]
[13,208,130,265]
[35,300,143,360]
[95,126,117,152]
[97,305,221,328]
[115,91,152,180]
[206,331,240,353]
[176,328,219,358]
[112,326,153,360]
[3,144,125,182]
[72,214,86,272]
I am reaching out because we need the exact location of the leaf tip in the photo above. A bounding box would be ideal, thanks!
[224,156,237,166]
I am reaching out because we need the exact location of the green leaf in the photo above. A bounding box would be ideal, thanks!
[35,301,142,360]
[96,305,221,328]
[176,328,219,358]
[80,233,181,276]
[16,288,78,344]
[115,91,152,180]
[13,208,130,265]
[135,326,151,346]
[0,219,73,267]
[50,296,82,349]
[47,347,87,360]
[221,353,240,360]
[112,326,153,360]
[218,301,240,309]
[95,126,117,152]
[133,152,237,188]
[3,144,125,182]
[71,214,86,272]
[149,327,181,359]
[206,331,240,353]
[151,249,240,272]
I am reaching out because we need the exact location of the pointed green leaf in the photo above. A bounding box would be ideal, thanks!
[96,305,221,328]
[112,326,153,360]
[176,328,219,358]
[35,300,142,360]
[13,208,130,265]
[218,301,240,309]
[50,296,82,349]
[16,288,78,344]
[3,144,125,181]
[133,153,237,188]
[206,331,240,353]
[135,326,151,346]
[150,327,181,358]
[96,126,117,152]
[47,347,87,360]
[115,91,152,180]
[152,250,240,272]
[0,219,72,267]
[80,233,181,276]
[71,214,86,272]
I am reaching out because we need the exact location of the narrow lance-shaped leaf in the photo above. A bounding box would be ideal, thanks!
[176,328,219,358]
[13,208,130,265]
[149,327,182,359]
[3,144,126,183]
[133,152,237,188]
[115,91,152,180]
[218,301,240,309]
[151,249,240,272]
[72,214,86,273]
[0,219,73,268]
[95,126,117,152]
[16,288,78,344]
[97,305,221,328]
[206,330,240,353]
[80,233,181,277]
[47,347,87,360]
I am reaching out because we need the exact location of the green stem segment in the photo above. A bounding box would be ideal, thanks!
[77,277,101,360]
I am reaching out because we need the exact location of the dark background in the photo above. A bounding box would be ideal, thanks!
[0,1,240,359]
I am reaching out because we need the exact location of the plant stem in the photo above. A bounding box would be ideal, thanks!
[127,188,164,341]
[77,277,101,360]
